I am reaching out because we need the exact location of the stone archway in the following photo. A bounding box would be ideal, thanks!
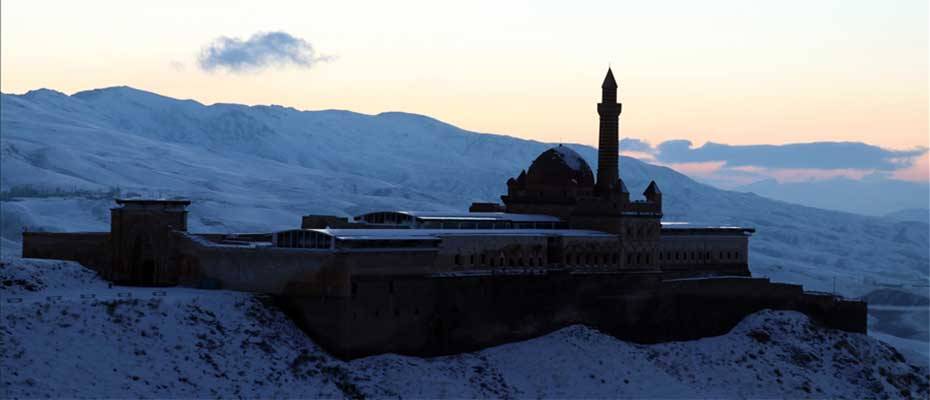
[129,233,157,285]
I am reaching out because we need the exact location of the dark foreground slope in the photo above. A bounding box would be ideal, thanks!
[2,258,927,399]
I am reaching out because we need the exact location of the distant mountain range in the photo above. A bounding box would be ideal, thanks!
[733,177,929,218]
[884,208,930,224]
[2,86,927,300]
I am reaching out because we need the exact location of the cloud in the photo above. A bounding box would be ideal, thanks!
[198,31,331,73]
[620,138,653,153]
[653,140,926,171]
[619,137,929,185]
[169,61,185,72]
[892,152,930,182]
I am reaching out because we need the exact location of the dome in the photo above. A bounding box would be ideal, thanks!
[525,145,595,187]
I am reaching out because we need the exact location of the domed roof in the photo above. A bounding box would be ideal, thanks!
[526,145,595,187]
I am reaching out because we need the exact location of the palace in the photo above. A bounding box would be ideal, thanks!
[23,69,866,358]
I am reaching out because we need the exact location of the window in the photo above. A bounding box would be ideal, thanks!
[454,254,461,265]
[470,254,475,265]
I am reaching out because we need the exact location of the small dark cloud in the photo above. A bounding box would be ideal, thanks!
[620,138,653,153]
[653,140,926,170]
[198,31,331,73]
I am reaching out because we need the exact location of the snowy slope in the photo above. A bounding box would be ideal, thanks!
[2,86,928,355]
[2,257,927,399]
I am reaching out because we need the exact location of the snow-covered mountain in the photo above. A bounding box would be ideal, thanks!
[3,86,926,297]
[734,177,930,218]
[2,257,927,398]
[2,86,929,365]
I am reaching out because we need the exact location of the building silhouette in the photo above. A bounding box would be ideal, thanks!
[23,69,866,358]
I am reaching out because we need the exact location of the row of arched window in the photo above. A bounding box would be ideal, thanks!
[450,248,741,269]
[658,250,741,263]
[564,252,619,266]
[625,224,658,240]
[452,253,545,268]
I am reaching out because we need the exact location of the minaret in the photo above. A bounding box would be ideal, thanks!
[596,68,622,193]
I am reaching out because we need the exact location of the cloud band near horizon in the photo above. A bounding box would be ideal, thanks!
[620,138,928,185]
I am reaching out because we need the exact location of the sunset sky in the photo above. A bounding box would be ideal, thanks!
[2,0,927,182]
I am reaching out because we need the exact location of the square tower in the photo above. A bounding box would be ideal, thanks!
[108,199,190,285]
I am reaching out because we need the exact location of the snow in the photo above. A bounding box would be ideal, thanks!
[2,86,928,368]
[2,257,928,398]
[553,144,586,171]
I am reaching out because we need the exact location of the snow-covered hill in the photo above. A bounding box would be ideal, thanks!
[2,87,925,296]
[2,86,928,364]
[2,257,927,399]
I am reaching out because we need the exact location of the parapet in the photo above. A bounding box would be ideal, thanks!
[469,202,505,212]
[114,198,191,210]
[302,215,355,229]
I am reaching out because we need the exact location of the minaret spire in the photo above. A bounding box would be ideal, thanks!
[596,68,622,194]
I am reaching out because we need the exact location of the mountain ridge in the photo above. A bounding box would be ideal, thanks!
[1,87,927,301]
